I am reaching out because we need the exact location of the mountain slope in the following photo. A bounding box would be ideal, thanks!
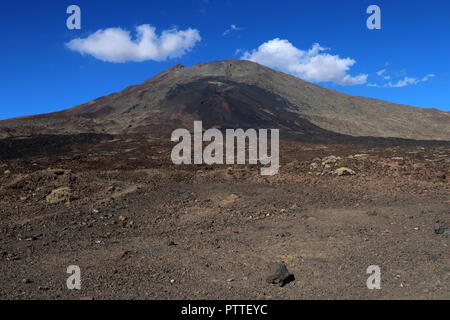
[0,59,448,140]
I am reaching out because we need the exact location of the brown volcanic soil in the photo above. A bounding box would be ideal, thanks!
[0,134,448,300]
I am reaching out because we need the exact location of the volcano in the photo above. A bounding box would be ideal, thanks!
[0,59,448,141]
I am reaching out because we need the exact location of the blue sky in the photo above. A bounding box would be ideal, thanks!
[0,0,449,120]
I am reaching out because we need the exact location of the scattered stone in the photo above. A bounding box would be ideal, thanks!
[276,232,292,238]
[119,215,127,222]
[310,163,319,170]
[334,167,356,176]
[167,240,177,246]
[266,262,295,287]
[288,209,303,216]
[434,224,448,235]
[322,156,340,166]
[46,187,72,204]
[368,210,377,216]
[4,170,11,175]
[121,250,131,259]
[391,157,404,161]
[436,172,446,180]
[22,278,33,284]
[427,255,439,261]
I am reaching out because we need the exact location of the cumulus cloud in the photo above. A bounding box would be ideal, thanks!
[241,39,367,85]
[66,24,201,63]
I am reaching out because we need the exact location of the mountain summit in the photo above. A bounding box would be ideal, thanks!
[1,59,448,140]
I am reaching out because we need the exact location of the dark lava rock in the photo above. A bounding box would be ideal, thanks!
[266,262,295,287]
[436,172,446,180]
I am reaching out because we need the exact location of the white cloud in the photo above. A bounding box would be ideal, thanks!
[223,24,244,36]
[369,71,435,88]
[234,48,243,56]
[385,77,419,88]
[241,39,367,85]
[66,24,201,63]
[421,73,436,82]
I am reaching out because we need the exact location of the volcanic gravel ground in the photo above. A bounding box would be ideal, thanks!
[0,135,448,299]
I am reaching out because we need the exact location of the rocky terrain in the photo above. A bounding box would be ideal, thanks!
[0,60,448,300]
[0,134,448,299]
